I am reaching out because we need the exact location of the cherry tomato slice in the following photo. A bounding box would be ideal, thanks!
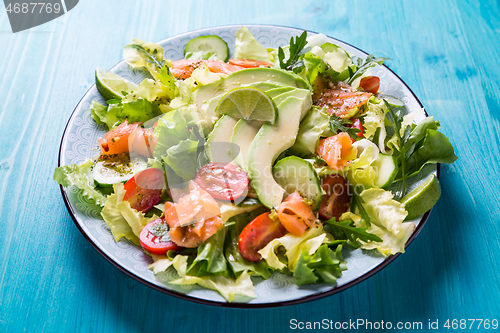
[140,218,181,254]
[123,168,164,212]
[318,175,351,220]
[228,59,274,68]
[359,76,380,94]
[195,163,249,201]
[238,212,287,261]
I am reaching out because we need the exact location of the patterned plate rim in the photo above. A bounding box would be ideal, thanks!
[58,24,440,309]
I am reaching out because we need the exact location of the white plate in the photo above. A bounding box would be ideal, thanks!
[58,24,438,308]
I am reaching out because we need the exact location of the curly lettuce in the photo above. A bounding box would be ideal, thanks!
[100,183,159,245]
[53,160,107,206]
[258,225,328,271]
[168,255,256,302]
[342,188,415,256]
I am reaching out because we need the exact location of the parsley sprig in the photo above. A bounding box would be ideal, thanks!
[347,54,389,84]
[278,31,310,73]
[329,115,361,140]
[384,99,412,200]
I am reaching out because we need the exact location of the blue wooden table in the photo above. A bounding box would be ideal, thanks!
[1,0,499,331]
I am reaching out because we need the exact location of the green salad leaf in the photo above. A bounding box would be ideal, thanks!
[294,244,346,286]
[234,26,271,62]
[346,54,389,85]
[288,106,330,157]
[53,160,107,206]
[187,229,229,277]
[169,255,256,302]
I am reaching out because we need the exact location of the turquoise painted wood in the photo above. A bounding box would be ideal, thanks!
[1,0,499,331]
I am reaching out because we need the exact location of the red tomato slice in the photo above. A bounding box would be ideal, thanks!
[238,212,287,261]
[359,76,380,94]
[123,168,164,212]
[195,163,249,201]
[140,218,181,254]
[318,175,351,220]
[228,59,273,68]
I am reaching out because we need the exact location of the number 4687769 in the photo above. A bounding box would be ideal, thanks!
[444,319,498,330]
[6,3,62,14]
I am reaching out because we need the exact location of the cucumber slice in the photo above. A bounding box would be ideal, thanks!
[184,35,229,62]
[377,94,405,108]
[372,153,398,189]
[273,156,322,210]
[92,157,147,185]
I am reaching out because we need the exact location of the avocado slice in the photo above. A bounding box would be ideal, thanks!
[247,95,312,208]
[206,115,239,164]
[230,119,264,171]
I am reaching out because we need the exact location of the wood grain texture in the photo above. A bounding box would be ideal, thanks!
[1,0,499,332]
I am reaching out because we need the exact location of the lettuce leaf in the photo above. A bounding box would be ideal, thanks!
[123,39,178,104]
[344,188,415,256]
[161,138,200,182]
[363,97,388,153]
[117,98,162,123]
[187,229,228,277]
[148,254,175,274]
[288,106,330,157]
[153,110,202,182]
[53,160,107,206]
[100,183,159,245]
[258,226,328,271]
[234,26,270,62]
[90,100,107,126]
[294,244,346,286]
[169,255,256,302]
[345,143,379,187]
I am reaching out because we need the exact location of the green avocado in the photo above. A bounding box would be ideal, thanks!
[247,95,311,208]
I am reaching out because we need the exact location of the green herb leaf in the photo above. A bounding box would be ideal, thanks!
[383,99,409,200]
[329,115,361,140]
[351,192,371,226]
[278,31,310,73]
[346,54,389,84]
[323,218,382,244]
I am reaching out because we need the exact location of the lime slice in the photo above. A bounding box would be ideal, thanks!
[401,174,441,220]
[215,87,278,125]
[95,68,137,101]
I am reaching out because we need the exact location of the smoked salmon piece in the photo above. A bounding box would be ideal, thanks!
[313,78,372,117]
[277,192,318,236]
[170,59,245,79]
